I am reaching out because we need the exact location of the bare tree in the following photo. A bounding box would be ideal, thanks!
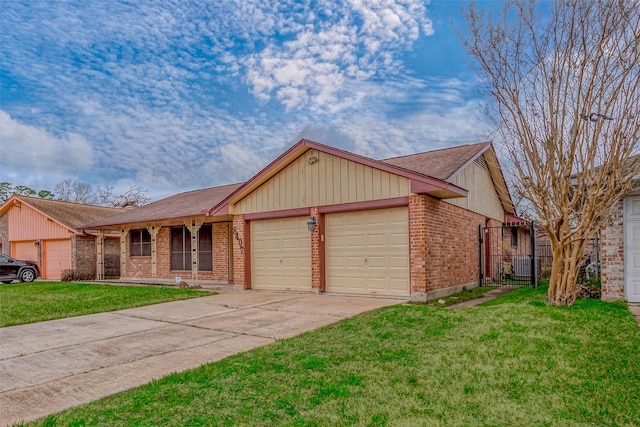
[55,179,97,204]
[462,0,640,306]
[97,183,151,208]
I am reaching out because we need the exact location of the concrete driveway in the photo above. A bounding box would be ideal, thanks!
[0,291,403,425]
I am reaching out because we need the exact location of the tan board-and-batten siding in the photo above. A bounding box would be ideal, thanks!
[445,157,504,221]
[233,149,411,214]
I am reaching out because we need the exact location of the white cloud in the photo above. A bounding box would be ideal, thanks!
[241,0,434,112]
[0,111,94,178]
[0,0,492,200]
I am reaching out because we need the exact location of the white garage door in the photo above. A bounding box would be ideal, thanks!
[625,196,640,303]
[43,239,72,280]
[325,207,409,297]
[251,217,311,291]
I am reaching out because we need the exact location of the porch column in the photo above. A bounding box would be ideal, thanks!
[119,227,129,281]
[146,225,160,281]
[232,215,246,289]
[96,230,105,280]
[184,219,204,286]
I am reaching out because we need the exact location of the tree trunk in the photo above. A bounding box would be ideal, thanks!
[547,238,587,306]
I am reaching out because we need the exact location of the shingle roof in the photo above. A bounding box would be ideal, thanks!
[380,142,491,181]
[83,183,243,228]
[12,197,125,232]
[82,141,506,229]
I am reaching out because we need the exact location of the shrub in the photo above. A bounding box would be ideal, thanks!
[538,266,552,279]
[60,269,95,282]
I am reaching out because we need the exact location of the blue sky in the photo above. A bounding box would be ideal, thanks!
[1,0,492,200]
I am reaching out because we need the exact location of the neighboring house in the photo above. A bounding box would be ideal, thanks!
[601,189,640,303]
[0,196,124,280]
[83,139,520,300]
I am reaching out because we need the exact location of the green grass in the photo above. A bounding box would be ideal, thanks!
[25,286,640,427]
[424,285,497,307]
[0,282,207,327]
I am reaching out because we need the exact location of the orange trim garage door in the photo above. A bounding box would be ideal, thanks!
[250,217,311,291]
[13,241,38,263]
[43,239,72,280]
[325,207,410,297]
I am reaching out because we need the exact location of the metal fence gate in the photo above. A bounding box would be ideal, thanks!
[536,231,601,284]
[479,221,537,287]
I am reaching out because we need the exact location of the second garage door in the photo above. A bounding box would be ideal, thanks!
[325,207,410,297]
[43,239,72,280]
[251,216,311,291]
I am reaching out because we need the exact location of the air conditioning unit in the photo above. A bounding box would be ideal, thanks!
[513,256,532,279]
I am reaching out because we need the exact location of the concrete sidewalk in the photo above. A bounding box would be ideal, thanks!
[629,304,640,327]
[0,292,404,425]
[446,287,515,309]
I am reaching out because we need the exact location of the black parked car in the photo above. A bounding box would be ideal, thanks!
[0,254,40,283]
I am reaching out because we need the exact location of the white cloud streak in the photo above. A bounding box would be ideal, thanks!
[0,111,94,178]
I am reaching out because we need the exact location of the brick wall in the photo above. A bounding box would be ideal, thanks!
[213,222,231,281]
[125,222,232,282]
[127,250,152,278]
[154,227,170,278]
[0,213,8,255]
[310,207,321,292]
[422,196,485,298]
[601,200,624,300]
[72,235,96,277]
[232,215,246,286]
[409,195,428,295]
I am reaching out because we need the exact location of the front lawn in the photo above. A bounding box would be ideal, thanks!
[28,286,640,426]
[0,282,207,327]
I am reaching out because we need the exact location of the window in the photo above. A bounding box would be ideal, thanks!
[198,225,213,271]
[170,225,212,271]
[130,229,151,257]
[171,227,190,271]
[511,227,518,247]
